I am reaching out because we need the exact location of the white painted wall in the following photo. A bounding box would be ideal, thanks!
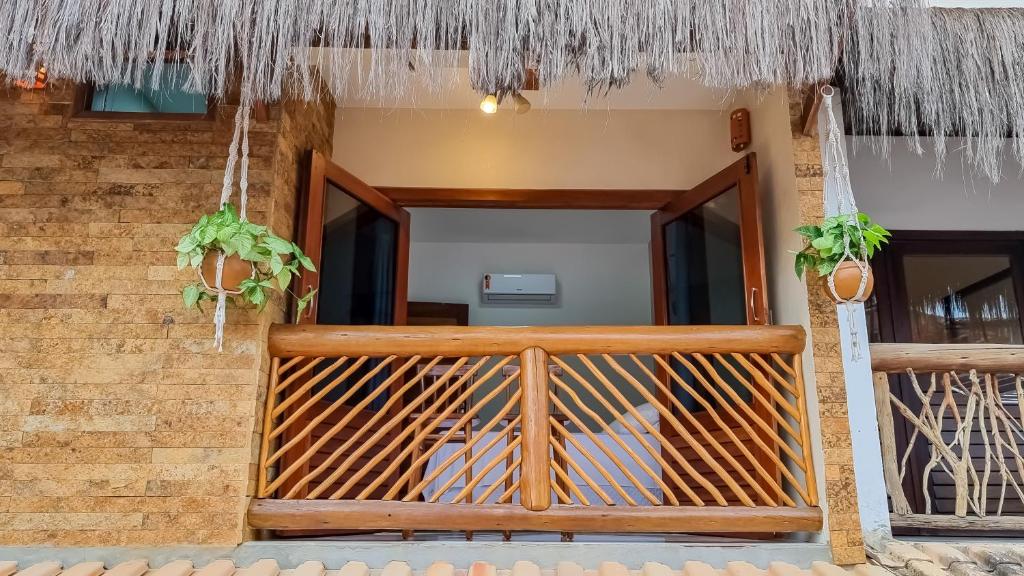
[408,208,652,327]
[850,136,1024,231]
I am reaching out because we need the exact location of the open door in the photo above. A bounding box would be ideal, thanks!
[298,151,409,326]
[276,151,410,507]
[651,153,767,327]
[650,153,776,506]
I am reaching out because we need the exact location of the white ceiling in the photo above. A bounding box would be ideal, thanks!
[317,49,748,111]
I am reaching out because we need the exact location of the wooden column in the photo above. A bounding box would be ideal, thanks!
[519,346,552,511]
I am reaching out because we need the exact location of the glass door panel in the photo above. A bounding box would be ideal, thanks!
[663,185,747,326]
[902,254,1022,344]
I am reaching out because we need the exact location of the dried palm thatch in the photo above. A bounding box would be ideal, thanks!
[0,0,851,101]
[2,1,1023,181]
[846,7,1024,183]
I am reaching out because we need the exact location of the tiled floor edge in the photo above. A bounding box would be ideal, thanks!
[0,542,833,571]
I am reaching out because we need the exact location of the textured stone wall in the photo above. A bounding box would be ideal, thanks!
[0,81,334,546]
[787,90,865,566]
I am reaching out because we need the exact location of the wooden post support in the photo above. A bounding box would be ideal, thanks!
[872,371,912,515]
[519,346,552,511]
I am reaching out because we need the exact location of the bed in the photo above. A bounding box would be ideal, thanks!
[421,429,663,505]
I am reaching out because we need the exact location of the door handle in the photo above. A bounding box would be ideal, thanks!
[750,287,760,323]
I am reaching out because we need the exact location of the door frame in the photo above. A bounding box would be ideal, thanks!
[650,154,767,327]
[298,150,411,325]
[871,230,1024,519]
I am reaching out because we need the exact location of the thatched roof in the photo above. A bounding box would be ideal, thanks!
[2,1,1022,180]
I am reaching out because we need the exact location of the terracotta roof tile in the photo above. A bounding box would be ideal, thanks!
[0,556,878,576]
[870,540,1024,576]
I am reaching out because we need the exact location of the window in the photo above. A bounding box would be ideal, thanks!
[73,61,211,119]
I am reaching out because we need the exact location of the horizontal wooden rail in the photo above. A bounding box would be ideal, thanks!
[269,324,806,358]
[870,343,1024,373]
[249,500,823,533]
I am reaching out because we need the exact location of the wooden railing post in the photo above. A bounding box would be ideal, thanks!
[872,371,912,515]
[519,346,552,511]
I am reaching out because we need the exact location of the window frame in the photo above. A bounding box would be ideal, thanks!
[71,58,216,121]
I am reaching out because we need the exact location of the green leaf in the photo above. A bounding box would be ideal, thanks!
[200,225,217,244]
[297,255,315,271]
[263,237,293,255]
[216,222,241,243]
[810,237,832,251]
[296,289,317,316]
[270,253,284,276]
[816,261,834,277]
[234,234,255,259]
[189,251,204,267]
[176,235,199,253]
[176,251,190,270]
[794,252,808,279]
[794,225,822,239]
[276,269,291,291]
[248,285,267,310]
[183,284,203,309]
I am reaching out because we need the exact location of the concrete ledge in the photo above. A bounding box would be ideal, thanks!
[0,542,831,570]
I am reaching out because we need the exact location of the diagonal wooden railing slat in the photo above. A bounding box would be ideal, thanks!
[250,324,822,534]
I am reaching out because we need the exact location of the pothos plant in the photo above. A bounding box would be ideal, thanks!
[793,212,891,279]
[175,203,317,313]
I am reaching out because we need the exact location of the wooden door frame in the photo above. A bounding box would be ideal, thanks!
[871,230,1024,520]
[650,153,767,327]
[376,187,682,210]
[299,150,410,326]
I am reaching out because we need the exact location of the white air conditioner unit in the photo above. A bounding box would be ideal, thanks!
[482,273,557,304]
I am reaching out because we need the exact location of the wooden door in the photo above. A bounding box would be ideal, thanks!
[278,151,410,503]
[870,232,1024,522]
[650,153,775,505]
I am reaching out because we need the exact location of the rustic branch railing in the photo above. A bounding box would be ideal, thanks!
[872,343,1024,531]
[249,325,822,534]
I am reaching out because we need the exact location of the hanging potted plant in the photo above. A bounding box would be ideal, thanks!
[175,202,317,314]
[793,212,890,302]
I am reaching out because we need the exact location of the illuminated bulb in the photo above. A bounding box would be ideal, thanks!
[479,94,498,114]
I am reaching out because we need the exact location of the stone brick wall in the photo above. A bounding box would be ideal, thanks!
[787,90,865,566]
[0,81,334,546]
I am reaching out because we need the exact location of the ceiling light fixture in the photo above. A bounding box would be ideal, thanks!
[512,92,531,115]
[480,94,498,114]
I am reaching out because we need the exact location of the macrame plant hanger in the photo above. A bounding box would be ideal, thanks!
[820,85,871,360]
[205,102,252,352]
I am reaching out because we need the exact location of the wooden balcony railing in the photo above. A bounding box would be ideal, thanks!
[872,343,1024,532]
[248,325,822,534]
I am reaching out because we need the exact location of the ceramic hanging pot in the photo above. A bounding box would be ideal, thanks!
[200,251,253,292]
[825,261,874,303]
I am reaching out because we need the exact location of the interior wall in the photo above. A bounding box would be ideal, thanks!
[407,208,651,326]
[850,136,1024,231]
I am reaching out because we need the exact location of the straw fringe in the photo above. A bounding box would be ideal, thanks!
[846,6,1024,182]
[3,1,1024,180]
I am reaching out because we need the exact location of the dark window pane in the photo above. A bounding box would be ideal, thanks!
[315,182,398,408]
[902,255,1022,344]
[663,186,746,326]
[90,62,207,114]
[662,186,748,411]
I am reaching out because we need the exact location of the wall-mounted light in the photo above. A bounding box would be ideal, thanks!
[14,66,47,90]
[480,94,498,114]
